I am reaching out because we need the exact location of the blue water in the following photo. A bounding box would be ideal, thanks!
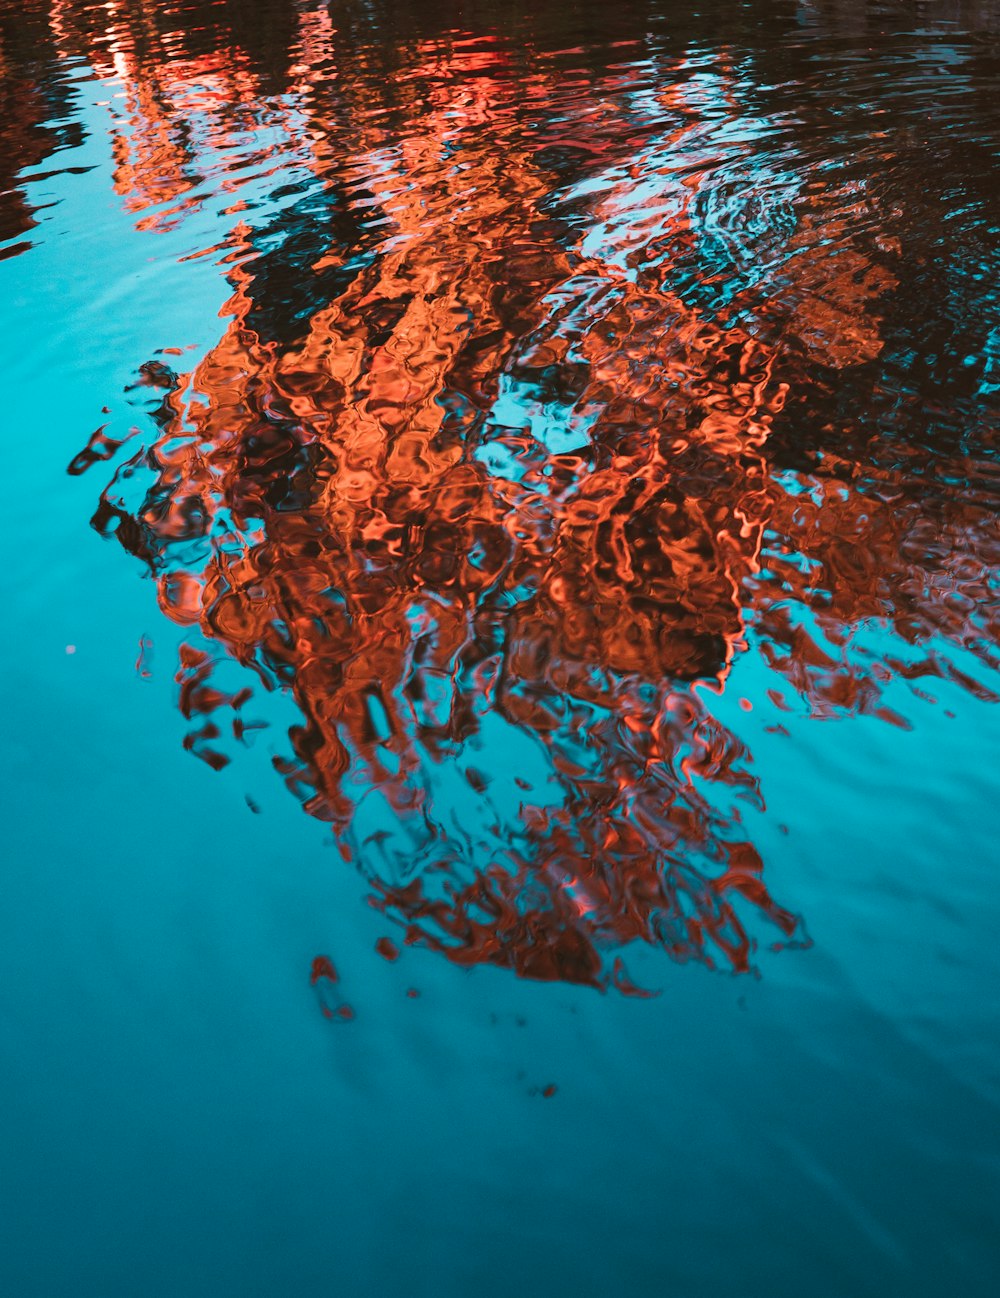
[2,2,999,1294]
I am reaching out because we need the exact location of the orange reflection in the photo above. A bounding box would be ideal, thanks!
[63,8,999,989]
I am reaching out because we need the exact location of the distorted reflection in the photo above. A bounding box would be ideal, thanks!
[14,0,996,988]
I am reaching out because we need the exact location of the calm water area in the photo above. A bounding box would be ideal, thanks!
[1,1,999,1294]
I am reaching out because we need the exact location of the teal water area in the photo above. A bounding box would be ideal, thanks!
[1,2,999,1295]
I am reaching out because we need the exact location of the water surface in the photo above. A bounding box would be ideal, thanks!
[1,2,999,1295]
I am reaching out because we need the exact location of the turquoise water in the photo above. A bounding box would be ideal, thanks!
[1,2,999,1294]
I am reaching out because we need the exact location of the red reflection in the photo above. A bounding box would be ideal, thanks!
[61,8,999,990]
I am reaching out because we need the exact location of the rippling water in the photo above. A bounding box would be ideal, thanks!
[2,1,999,1294]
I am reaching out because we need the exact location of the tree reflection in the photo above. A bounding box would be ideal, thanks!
[46,0,1000,987]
